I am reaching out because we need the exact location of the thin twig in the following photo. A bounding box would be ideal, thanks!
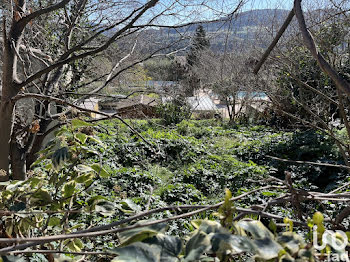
[7,249,111,256]
[266,155,350,170]
[145,186,154,211]
[0,186,287,252]
[330,182,350,194]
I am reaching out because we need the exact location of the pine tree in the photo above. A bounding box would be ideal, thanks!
[187,25,210,67]
[184,25,210,96]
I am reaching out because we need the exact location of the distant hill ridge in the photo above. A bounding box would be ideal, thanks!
[163,9,290,33]
[101,9,290,53]
[151,9,290,52]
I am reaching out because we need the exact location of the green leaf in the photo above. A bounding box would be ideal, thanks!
[95,200,115,216]
[184,231,211,262]
[81,146,100,155]
[253,237,283,260]
[74,164,93,173]
[144,234,182,262]
[277,232,304,255]
[196,220,227,234]
[52,147,69,169]
[74,239,84,250]
[69,223,85,231]
[190,219,203,229]
[269,220,277,234]
[27,177,42,188]
[235,219,282,260]
[31,155,49,167]
[31,189,52,205]
[119,199,142,214]
[63,181,76,198]
[88,135,106,148]
[6,180,25,191]
[91,163,110,178]
[236,219,274,239]
[262,191,277,197]
[48,217,61,227]
[210,233,254,255]
[65,238,84,252]
[75,133,88,144]
[75,173,93,184]
[118,221,167,246]
[44,163,53,171]
[111,242,161,262]
[71,119,92,129]
[90,194,108,201]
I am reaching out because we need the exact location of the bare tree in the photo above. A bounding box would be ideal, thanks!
[194,50,266,121]
[255,1,350,164]
[0,0,245,181]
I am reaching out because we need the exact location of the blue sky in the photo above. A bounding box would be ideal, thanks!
[137,0,295,26]
[245,0,293,11]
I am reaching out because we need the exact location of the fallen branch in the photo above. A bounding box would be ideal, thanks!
[7,249,111,256]
[266,155,350,170]
[0,185,288,253]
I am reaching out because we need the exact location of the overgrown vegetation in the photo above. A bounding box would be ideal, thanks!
[1,119,349,261]
[2,1,350,261]
[156,101,192,125]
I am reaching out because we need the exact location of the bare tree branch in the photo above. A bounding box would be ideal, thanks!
[17,0,71,30]
[18,0,159,88]
[294,0,350,96]
[0,186,288,252]
[254,8,295,74]
[266,155,350,170]
[11,93,153,148]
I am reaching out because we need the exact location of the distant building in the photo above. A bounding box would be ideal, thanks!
[186,95,218,119]
[214,91,271,119]
[145,80,182,95]
[79,97,101,118]
[236,91,269,101]
[186,95,217,111]
[99,94,159,119]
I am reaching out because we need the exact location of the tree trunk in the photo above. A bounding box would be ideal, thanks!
[0,101,14,181]
[26,118,52,169]
[10,141,26,180]
[0,15,24,180]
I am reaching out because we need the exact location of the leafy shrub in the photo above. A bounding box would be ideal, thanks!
[182,155,267,197]
[160,183,205,204]
[3,118,348,261]
[112,219,316,262]
[156,101,192,125]
[142,129,206,165]
[176,120,216,138]
[110,191,332,262]
[107,167,160,198]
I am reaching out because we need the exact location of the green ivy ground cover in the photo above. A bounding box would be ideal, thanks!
[0,119,348,261]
